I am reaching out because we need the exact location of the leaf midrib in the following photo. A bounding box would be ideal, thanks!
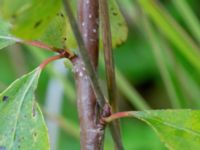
[9,70,39,149]
[140,115,200,138]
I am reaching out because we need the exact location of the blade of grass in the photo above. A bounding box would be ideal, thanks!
[138,0,200,73]
[172,62,200,108]
[156,37,200,108]
[115,69,150,110]
[172,0,200,44]
[44,111,80,139]
[143,16,182,108]
[99,57,150,110]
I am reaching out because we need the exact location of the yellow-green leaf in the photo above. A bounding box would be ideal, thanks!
[133,110,200,150]
[138,0,200,72]
[40,11,68,49]
[0,0,61,39]
[0,68,49,150]
[102,0,128,48]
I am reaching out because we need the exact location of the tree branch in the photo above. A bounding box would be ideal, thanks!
[63,0,106,108]
[63,0,107,149]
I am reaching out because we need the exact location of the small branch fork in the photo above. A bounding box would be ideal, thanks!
[25,41,124,127]
[17,39,76,69]
[25,39,131,124]
[17,0,126,148]
[22,36,126,132]
[18,39,129,150]
[23,40,75,59]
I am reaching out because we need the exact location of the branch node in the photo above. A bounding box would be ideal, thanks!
[100,103,112,126]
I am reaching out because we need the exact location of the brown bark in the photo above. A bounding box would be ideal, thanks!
[73,58,104,150]
[78,0,99,67]
[72,0,104,149]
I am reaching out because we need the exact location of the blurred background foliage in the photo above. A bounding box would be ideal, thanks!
[1,0,200,149]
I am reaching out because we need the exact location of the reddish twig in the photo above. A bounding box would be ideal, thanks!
[102,111,133,123]
[25,41,54,51]
[39,50,75,69]
[39,54,64,69]
[20,40,75,59]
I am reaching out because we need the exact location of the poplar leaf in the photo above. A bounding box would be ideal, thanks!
[133,110,200,150]
[0,0,61,39]
[40,11,68,49]
[0,68,50,150]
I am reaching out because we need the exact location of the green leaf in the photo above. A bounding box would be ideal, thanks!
[64,1,77,50]
[40,11,68,49]
[138,0,200,72]
[143,16,182,108]
[133,109,200,150]
[0,18,17,49]
[103,0,128,48]
[172,0,200,44]
[0,0,61,39]
[0,68,50,150]
[0,0,127,49]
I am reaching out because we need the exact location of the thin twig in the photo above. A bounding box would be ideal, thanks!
[103,111,133,123]
[25,41,54,51]
[99,0,116,108]
[99,0,124,149]
[39,49,74,70]
[24,41,75,58]
[39,54,65,69]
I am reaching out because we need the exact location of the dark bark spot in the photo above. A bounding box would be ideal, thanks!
[0,146,6,150]
[2,96,9,102]
[34,20,42,28]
